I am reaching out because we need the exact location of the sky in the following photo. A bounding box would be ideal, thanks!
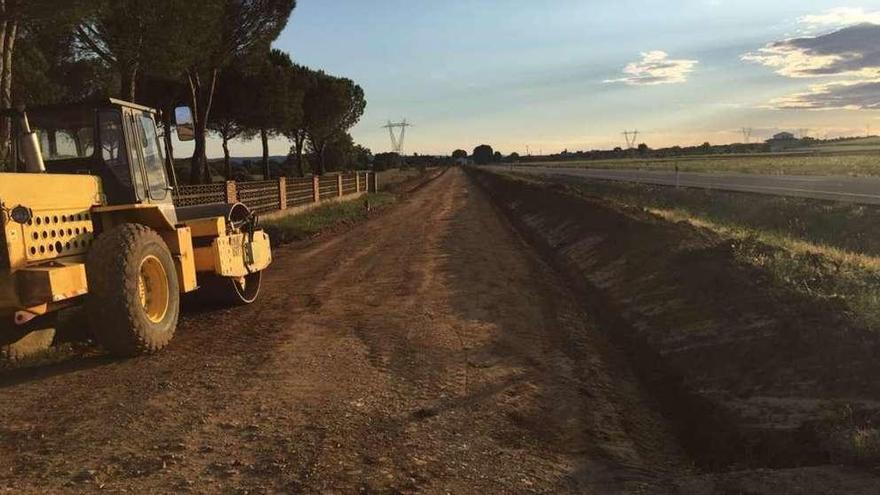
[193,0,880,158]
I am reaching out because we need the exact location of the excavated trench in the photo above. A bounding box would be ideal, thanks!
[470,168,880,472]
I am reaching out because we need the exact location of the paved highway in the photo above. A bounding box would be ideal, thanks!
[488,165,880,205]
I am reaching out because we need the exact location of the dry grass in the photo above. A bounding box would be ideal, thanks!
[376,168,427,190]
[530,174,880,331]
[815,403,880,466]
[510,152,880,176]
[649,207,880,329]
[649,208,880,272]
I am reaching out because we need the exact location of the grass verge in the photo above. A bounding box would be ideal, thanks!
[376,168,425,190]
[262,192,396,245]
[528,174,880,331]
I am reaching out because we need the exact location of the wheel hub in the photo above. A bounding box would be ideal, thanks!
[138,255,170,323]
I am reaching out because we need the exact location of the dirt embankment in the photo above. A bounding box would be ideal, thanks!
[470,169,880,471]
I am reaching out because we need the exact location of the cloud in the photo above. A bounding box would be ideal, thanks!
[605,51,698,86]
[770,79,880,110]
[742,23,880,78]
[799,7,880,28]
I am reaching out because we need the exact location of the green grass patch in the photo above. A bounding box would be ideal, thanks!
[533,174,880,330]
[262,192,395,244]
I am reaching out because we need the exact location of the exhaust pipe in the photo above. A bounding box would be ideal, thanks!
[18,109,44,173]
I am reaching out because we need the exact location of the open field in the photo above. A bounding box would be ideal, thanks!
[509,150,880,176]
[496,164,880,204]
[800,137,880,153]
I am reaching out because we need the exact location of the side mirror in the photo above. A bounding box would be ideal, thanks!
[174,106,195,142]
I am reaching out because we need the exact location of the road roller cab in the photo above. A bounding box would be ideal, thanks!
[0,98,272,360]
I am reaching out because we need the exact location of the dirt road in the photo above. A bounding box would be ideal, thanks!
[0,168,693,493]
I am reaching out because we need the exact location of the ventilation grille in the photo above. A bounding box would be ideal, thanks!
[23,210,94,262]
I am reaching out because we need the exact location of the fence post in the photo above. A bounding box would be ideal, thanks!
[278,177,287,210]
[355,172,360,193]
[312,175,320,203]
[337,174,343,197]
[225,180,237,204]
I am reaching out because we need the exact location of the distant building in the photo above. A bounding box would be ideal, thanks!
[766,132,799,151]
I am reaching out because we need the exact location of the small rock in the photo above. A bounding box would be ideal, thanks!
[73,469,98,483]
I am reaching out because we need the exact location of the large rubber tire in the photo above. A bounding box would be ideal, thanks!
[85,224,180,357]
[197,271,262,307]
[0,316,56,362]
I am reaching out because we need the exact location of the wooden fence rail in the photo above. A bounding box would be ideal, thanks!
[173,171,376,214]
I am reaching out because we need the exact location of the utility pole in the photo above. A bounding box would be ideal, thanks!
[741,127,752,144]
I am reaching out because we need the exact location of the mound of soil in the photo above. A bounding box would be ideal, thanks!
[471,169,880,470]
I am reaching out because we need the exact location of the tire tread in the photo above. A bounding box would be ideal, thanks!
[85,224,179,356]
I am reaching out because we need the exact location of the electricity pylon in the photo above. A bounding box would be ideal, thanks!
[382,120,413,155]
[622,130,639,149]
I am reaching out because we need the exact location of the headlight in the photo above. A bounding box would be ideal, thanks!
[10,205,32,224]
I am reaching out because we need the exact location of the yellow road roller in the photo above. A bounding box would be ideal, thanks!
[0,98,272,359]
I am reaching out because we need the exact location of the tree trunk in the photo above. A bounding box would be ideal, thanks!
[0,19,8,169]
[119,63,138,101]
[0,20,14,165]
[187,68,218,184]
[294,130,306,176]
[284,149,295,176]
[0,5,7,83]
[187,71,203,184]
[161,109,174,168]
[318,142,327,175]
[222,136,231,179]
[191,132,208,184]
[260,128,269,179]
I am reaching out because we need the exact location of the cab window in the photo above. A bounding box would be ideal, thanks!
[98,109,142,203]
[31,108,95,162]
[98,110,131,188]
[137,113,168,199]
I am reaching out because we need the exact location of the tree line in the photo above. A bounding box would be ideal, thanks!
[2,0,367,182]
